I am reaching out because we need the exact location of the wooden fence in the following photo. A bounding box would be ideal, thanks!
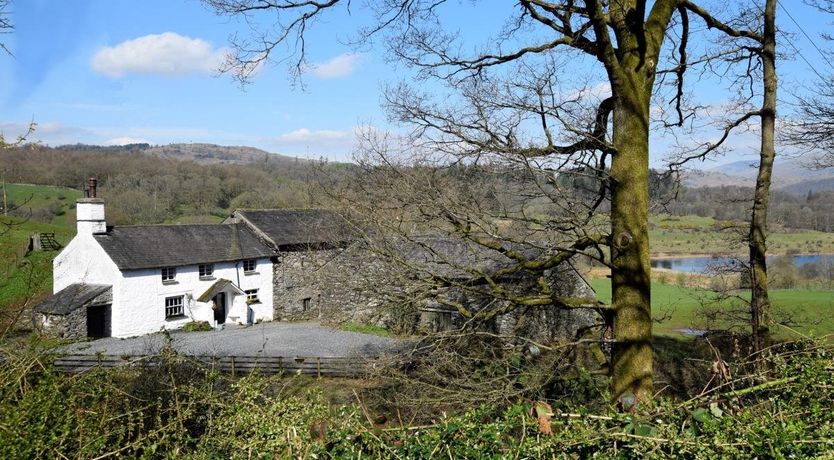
[53,354,372,378]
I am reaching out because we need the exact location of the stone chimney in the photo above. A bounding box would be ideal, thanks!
[76,177,106,234]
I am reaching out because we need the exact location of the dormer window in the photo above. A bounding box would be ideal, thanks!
[199,263,214,279]
[161,267,176,283]
[243,259,257,273]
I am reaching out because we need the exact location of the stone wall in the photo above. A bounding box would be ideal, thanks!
[272,245,398,324]
[39,307,87,339]
[272,241,600,342]
[493,265,598,342]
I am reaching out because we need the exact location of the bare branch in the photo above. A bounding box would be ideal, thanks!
[682,0,763,42]
[667,110,761,169]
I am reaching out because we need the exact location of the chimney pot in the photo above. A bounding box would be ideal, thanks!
[88,177,97,198]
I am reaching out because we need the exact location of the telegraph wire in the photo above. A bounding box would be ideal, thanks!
[776,0,834,72]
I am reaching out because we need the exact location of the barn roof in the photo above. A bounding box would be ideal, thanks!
[94,223,274,270]
[229,209,354,248]
[35,284,112,315]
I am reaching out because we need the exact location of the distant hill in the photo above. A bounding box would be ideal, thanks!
[684,154,834,195]
[142,143,317,166]
[55,142,323,168]
[780,177,834,196]
[681,169,749,188]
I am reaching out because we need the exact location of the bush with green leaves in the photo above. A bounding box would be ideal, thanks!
[0,339,832,459]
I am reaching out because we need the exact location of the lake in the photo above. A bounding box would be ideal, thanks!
[651,254,834,273]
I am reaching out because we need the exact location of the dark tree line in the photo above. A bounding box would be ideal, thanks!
[666,185,834,232]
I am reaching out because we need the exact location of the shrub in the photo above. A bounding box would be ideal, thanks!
[1,339,832,459]
[182,321,213,332]
[47,201,65,216]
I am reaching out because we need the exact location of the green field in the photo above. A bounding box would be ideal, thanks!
[0,184,81,314]
[590,278,834,338]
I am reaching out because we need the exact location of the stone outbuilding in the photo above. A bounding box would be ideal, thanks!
[35,283,113,338]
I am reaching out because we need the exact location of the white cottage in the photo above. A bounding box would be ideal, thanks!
[36,184,276,338]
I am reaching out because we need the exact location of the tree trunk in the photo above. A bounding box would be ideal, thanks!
[601,0,679,407]
[610,84,653,406]
[750,0,776,356]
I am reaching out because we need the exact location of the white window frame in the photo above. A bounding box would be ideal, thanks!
[243,259,257,273]
[161,267,176,283]
[199,263,214,279]
[165,296,184,319]
[245,289,260,304]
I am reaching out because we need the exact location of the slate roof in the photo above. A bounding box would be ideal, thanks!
[35,284,112,315]
[230,209,354,248]
[94,223,274,270]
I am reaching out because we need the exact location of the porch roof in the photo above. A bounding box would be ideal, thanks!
[197,278,244,303]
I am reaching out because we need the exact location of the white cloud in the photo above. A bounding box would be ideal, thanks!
[1,121,97,145]
[267,127,358,159]
[91,32,227,78]
[104,136,150,146]
[307,53,362,79]
[278,128,351,143]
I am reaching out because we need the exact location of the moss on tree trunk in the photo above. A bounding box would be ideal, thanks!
[610,85,653,406]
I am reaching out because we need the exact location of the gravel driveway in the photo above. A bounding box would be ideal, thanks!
[61,322,397,358]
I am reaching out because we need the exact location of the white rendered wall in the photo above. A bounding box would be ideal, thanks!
[53,234,121,294]
[112,257,273,338]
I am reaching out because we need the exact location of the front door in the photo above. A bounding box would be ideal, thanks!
[213,293,226,324]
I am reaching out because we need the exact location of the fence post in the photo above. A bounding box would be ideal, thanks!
[316,357,321,378]
[231,356,236,377]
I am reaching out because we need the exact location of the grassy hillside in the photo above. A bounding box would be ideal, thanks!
[0,184,80,327]
[4,183,82,227]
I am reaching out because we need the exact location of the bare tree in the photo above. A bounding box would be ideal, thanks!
[749,0,777,355]
[205,0,762,406]
[785,1,834,163]
[0,0,11,55]
[789,81,834,158]
[663,1,778,355]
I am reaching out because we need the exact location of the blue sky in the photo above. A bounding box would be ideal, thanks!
[0,0,830,164]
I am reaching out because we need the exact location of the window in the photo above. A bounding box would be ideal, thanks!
[199,263,214,278]
[161,267,176,283]
[243,259,257,273]
[245,289,260,304]
[302,297,312,312]
[165,296,184,319]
